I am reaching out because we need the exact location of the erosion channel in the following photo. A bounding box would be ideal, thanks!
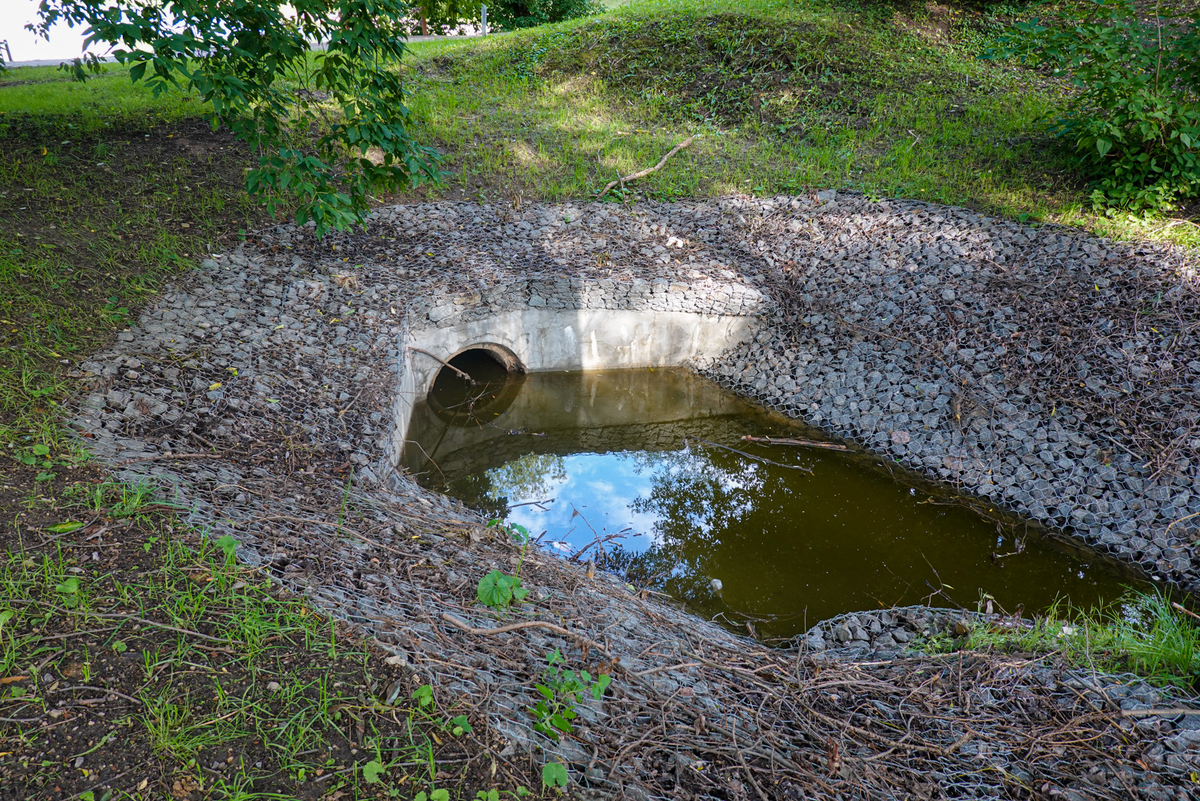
[404,359,1140,640]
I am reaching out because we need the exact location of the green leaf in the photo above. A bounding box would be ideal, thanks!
[431,791,450,801]
[361,760,385,784]
[216,535,238,561]
[591,673,612,700]
[45,521,84,534]
[56,577,80,595]
[31,444,50,457]
[412,684,434,707]
[542,762,570,788]
[476,569,516,609]
[1096,137,1112,157]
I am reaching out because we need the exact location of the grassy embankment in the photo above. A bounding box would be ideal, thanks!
[399,0,1199,246]
[0,63,531,801]
[2,0,1200,796]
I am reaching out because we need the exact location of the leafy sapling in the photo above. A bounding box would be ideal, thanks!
[476,569,529,612]
[529,649,612,742]
[476,520,532,613]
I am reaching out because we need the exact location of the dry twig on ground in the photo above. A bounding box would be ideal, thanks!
[596,136,695,199]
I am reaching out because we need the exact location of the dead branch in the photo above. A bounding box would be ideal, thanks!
[1122,707,1200,718]
[596,136,695,199]
[741,435,852,452]
[440,612,612,658]
[686,437,814,473]
[408,347,476,385]
[115,452,228,466]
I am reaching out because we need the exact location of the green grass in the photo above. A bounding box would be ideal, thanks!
[0,477,503,799]
[0,62,206,134]
[400,0,1198,246]
[928,591,1200,687]
[0,71,264,453]
[0,47,506,800]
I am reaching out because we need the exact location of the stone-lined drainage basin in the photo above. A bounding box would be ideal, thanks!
[404,362,1142,640]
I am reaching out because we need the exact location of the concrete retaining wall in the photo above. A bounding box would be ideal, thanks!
[388,276,763,465]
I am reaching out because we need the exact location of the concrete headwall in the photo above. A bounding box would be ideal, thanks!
[399,367,758,476]
[388,276,764,465]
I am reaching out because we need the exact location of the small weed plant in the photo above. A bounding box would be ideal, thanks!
[476,520,531,613]
[988,0,1200,211]
[475,789,532,800]
[529,649,611,743]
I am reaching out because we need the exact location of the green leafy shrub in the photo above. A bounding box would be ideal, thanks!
[988,0,1200,211]
[487,0,602,31]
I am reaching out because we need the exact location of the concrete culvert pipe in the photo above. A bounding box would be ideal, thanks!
[426,345,526,426]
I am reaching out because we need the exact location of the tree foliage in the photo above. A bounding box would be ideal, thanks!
[989,0,1200,211]
[26,0,441,235]
[485,0,601,32]
[410,0,483,34]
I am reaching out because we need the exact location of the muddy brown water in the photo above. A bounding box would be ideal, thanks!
[403,359,1143,640]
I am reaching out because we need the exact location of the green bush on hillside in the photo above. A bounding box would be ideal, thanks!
[988,0,1200,211]
[487,0,602,31]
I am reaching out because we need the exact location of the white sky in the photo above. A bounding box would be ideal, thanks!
[1,0,107,62]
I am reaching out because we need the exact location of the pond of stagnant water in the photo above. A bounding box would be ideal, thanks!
[402,354,1141,640]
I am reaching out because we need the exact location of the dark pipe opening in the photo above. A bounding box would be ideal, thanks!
[428,347,525,426]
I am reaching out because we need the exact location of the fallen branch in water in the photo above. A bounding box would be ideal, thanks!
[741,435,852,452]
[687,438,813,473]
[596,136,695,199]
